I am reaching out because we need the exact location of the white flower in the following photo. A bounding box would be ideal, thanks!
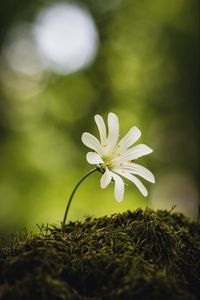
[81,112,155,202]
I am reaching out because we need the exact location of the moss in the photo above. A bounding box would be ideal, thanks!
[0,208,200,299]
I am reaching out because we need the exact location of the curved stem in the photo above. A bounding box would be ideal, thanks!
[62,168,98,230]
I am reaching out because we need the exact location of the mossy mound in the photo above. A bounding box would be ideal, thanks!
[0,209,200,299]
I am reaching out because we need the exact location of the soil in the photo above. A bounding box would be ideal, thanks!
[0,208,200,299]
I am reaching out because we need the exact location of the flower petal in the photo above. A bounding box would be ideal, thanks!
[117,162,155,183]
[100,167,112,189]
[95,114,107,145]
[107,112,119,153]
[114,170,148,197]
[118,126,141,150]
[121,144,153,161]
[81,132,103,155]
[86,152,104,165]
[110,172,124,202]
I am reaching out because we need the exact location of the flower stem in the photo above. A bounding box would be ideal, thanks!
[62,168,98,230]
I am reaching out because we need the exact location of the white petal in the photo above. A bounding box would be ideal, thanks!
[81,132,103,155]
[114,170,148,197]
[95,115,107,145]
[100,167,112,189]
[118,162,155,183]
[110,172,124,202]
[118,126,141,150]
[107,112,119,153]
[86,152,104,165]
[121,144,153,161]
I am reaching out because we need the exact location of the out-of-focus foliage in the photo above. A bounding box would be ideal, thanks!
[0,0,199,237]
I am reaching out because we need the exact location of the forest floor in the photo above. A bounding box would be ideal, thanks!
[0,208,199,299]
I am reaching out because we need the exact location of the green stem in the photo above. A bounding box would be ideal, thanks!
[62,168,98,230]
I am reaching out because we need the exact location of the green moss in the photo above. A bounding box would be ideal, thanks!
[0,208,200,299]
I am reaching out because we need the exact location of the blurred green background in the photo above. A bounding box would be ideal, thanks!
[0,0,199,238]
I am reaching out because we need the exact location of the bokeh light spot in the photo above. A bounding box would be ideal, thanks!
[2,23,45,77]
[33,3,99,74]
